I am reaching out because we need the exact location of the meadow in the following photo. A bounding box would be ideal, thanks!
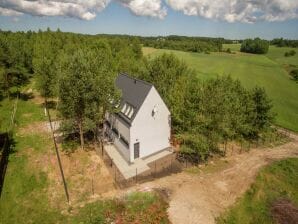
[143,45,298,132]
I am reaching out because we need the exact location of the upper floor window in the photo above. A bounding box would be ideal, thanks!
[152,105,158,118]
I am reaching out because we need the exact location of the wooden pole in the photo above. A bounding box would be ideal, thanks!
[45,100,70,204]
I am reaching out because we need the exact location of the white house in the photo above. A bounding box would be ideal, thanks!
[104,73,171,163]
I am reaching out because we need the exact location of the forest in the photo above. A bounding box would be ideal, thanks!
[0,29,274,163]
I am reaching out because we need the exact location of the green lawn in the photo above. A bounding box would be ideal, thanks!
[217,158,298,224]
[0,96,64,224]
[144,46,298,132]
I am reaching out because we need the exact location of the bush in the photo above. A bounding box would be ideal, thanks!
[290,69,298,81]
[240,38,269,54]
[284,50,296,57]
[226,48,232,53]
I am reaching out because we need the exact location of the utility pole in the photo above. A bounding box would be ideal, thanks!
[45,100,70,204]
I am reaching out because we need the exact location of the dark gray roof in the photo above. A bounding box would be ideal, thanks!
[116,73,153,123]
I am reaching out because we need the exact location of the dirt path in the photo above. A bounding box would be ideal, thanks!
[122,133,298,224]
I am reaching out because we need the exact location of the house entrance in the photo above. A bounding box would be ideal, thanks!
[134,142,140,159]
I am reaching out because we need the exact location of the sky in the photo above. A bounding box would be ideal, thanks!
[0,0,298,39]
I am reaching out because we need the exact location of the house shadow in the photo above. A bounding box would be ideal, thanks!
[9,91,34,101]
[0,132,16,197]
[41,100,57,109]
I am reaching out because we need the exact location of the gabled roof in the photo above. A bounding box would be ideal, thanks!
[116,73,153,123]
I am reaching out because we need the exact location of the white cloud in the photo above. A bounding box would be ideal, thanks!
[0,0,110,20]
[0,6,22,16]
[0,0,166,20]
[118,0,167,19]
[0,0,297,22]
[166,0,298,23]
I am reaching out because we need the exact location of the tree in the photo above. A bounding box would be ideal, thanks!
[241,38,269,54]
[251,87,274,135]
[33,30,62,100]
[58,42,119,149]
[290,69,298,81]
[141,53,196,132]
[0,32,32,98]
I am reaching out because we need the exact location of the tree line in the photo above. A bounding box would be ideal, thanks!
[141,35,223,53]
[0,29,274,162]
[137,54,274,162]
[271,38,298,48]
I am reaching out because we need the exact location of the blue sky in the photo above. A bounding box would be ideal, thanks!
[0,1,298,39]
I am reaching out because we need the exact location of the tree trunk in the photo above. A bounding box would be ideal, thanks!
[78,120,84,150]
[100,108,106,154]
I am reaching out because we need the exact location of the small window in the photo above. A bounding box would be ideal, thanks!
[128,107,134,118]
[124,104,130,115]
[121,103,127,113]
[152,106,158,118]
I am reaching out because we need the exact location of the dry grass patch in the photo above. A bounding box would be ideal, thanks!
[47,147,116,208]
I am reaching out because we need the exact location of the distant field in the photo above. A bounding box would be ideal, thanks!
[143,45,298,132]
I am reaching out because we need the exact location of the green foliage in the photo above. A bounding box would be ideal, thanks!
[142,35,223,53]
[290,69,298,81]
[284,50,296,57]
[217,158,298,224]
[271,38,298,48]
[0,31,33,98]
[142,53,274,161]
[141,53,194,119]
[33,30,63,98]
[146,46,298,132]
[57,41,120,148]
[241,38,269,54]
[251,87,274,136]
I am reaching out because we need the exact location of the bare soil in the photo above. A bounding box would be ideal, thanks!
[117,133,298,224]
[271,198,298,224]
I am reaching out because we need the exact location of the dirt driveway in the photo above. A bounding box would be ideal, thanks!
[124,132,298,224]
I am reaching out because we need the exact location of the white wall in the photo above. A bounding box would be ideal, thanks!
[130,87,171,162]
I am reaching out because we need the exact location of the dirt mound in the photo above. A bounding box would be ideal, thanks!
[271,198,298,224]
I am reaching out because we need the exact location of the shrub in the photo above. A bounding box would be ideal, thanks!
[290,69,298,81]
[240,38,269,54]
[284,50,296,57]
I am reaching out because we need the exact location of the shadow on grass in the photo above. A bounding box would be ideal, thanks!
[0,132,16,197]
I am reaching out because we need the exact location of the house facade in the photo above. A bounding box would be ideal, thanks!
[104,73,171,163]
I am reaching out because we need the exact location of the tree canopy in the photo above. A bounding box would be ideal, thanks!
[241,38,269,54]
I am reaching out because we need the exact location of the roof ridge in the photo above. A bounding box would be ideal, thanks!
[119,73,154,87]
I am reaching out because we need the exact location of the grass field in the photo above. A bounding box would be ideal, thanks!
[143,45,298,132]
[217,158,298,224]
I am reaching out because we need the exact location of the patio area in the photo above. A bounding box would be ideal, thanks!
[104,144,173,179]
